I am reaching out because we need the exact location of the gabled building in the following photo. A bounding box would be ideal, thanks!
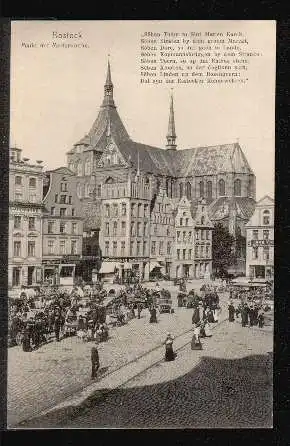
[245,195,274,279]
[66,61,257,276]
[42,167,83,285]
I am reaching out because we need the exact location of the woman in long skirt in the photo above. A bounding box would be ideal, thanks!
[164,333,175,361]
[228,302,235,322]
[191,324,203,350]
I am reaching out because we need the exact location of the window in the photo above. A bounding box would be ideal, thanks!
[60,195,66,204]
[121,221,126,236]
[85,183,90,197]
[13,241,21,257]
[253,230,258,240]
[15,176,22,186]
[48,240,54,255]
[180,218,183,226]
[121,203,127,216]
[137,222,141,237]
[121,241,125,257]
[252,247,258,259]
[29,177,36,188]
[14,216,21,229]
[131,203,136,217]
[72,208,75,217]
[196,230,199,240]
[185,218,189,226]
[188,249,192,260]
[105,241,109,256]
[61,182,68,192]
[263,230,269,240]
[77,162,83,176]
[167,227,170,237]
[188,231,192,242]
[60,240,66,255]
[143,221,148,237]
[131,222,135,236]
[71,240,77,255]
[263,210,270,225]
[207,181,212,199]
[60,208,67,217]
[55,194,58,203]
[179,183,183,198]
[12,267,21,286]
[177,249,180,260]
[113,241,117,256]
[199,181,204,197]
[15,192,23,201]
[28,217,36,230]
[68,196,72,204]
[186,182,191,199]
[137,241,141,256]
[167,242,171,255]
[144,204,148,217]
[151,241,156,255]
[77,183,83,198]
[51,207,55,216]
[154,224,157,235]
[159,241,164,255]
[29,194,36,203]
[143,241,147,256]
[97,185,102,197]
[183,231,186,242]
[234,179,241,196]
[201,216,205,225]
[105,204,110,217]
[48,221,54,234]
[218,179,225,196]
[72,223,77,234]
[85,159,91,176]
[177,231,180,241]
[28,241,35,257]
[113,204,118,217]
[130,241,134,256]
[206,230,209,240]
[183,249,186,260]
[195,246,199,257]
[201,230,205,240]
[137,203,142,218]
[113,222,117,237]
[200,246,204,258]
[105,222,110,236]
[263,246,270,260]
[206,245,210,257]
[60,222,66,233]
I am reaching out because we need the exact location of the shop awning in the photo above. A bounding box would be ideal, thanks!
[99,262,119,274]
[149,261,162,272]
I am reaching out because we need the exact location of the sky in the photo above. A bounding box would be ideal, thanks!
[10,20,275,200]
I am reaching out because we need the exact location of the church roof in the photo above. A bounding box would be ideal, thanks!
[208,197,256,221]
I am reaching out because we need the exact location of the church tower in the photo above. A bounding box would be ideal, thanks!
[166,92,177,151]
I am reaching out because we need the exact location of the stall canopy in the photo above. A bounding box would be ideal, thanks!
[99,262,119,274]
[149,262,162,272]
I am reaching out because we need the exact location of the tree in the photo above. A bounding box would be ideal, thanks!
[212,223,236,276]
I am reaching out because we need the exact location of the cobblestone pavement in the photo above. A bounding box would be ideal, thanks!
[8,284,213,427]
[64,320,273,429]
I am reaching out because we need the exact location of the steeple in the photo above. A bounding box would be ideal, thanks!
[102,58,115,108]
[166,91,177,150]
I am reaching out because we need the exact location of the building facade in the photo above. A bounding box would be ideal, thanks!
[42,167,83,285]
[8,148,44,290]
[245,196,274,279]
[62,61,257,277]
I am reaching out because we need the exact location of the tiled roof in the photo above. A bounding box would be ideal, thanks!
[208,197,256,221]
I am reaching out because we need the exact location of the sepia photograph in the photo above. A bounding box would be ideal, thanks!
[7,20,275,429]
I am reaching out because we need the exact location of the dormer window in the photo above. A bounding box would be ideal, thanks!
[263,210,270,225]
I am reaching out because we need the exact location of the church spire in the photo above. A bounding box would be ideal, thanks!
[102,58,115,108]
[166,91,177,150]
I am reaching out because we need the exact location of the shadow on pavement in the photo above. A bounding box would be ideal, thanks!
[15,353,273,429]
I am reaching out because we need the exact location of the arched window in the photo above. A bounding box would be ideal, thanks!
[218,179,225,196]
[179,183,183,198]
[234,179,241,196]
[85,183,90,197]
[97,185,101,197]
[77,161,83,177]
[84,159,91,176]
[186,182,191,199]
[207,181,212,199]
[199,181,204,197]
[105,177,114,184]
[201,216,205,225]
[77,183,83,198]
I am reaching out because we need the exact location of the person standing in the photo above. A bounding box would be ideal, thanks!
[192,305,200,325]
[54,310,63,342]
[228,301,235,322]
[137,302,142,319]
[241,303,249,327]
[149,306,157,323]
[164,333,175,361]
[91,344,100,379]
[258,311,265,328]
[191,323,203,350]
[248,304,255,327]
